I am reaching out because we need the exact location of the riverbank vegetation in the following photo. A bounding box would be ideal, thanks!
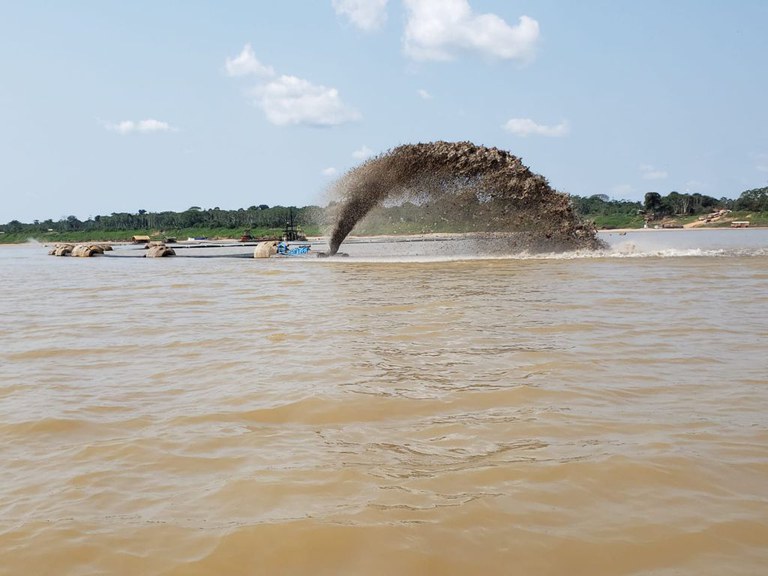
[570,186,768,229]
[2,187,767,243]
[0,205,323,244]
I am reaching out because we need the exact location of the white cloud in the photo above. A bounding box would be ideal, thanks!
[252,75,361,127]
[322,167,339,176]
[755,153,768,173]
[226,45,360,127]
[225,43,275,77]
[640,164,668,180]
[403,0,539,61]
[417,88,432,100]
[352,145,374,160]
[107,119,176,135]
[333,0,389,31]
[502,118,569,137]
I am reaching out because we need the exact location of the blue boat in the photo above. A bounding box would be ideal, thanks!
[276,242,311,256]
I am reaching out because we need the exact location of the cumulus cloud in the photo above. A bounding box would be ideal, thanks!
[333,0,389,31]
[403,0,539,61]
[226,45,360,127]
[417,88,432,100]
[225,44,275,77]
[106,119,176,135]
[251,76,361,127]
[502,118,569,137]
[322,166,339,176]
[352,145,374,159]
[640,164,668,180]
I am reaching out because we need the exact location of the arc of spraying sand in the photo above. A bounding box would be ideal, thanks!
[327,141,602,255]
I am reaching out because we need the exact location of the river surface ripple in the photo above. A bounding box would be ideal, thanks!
[1,230,767,575]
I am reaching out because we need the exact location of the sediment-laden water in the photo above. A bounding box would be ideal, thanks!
[327,141,602,255]
[1,230,767,575]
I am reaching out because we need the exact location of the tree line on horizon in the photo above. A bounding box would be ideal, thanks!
[1,187,766,235]
[0,204,324,236]
[572,186,767,223]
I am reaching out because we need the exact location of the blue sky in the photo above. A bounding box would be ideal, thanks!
[2,0,767,223]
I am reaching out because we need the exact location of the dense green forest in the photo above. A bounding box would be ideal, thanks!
[570,186,768,229]
[1,187,767,243]
[0,205,325,243]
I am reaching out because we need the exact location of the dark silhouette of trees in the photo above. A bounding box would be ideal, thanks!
[644,192,663,216]
[2,186,767,236]
[1,205,322,236]
[734,187,768,211]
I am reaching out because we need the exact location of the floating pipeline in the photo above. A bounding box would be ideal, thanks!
[327,141,605,255]
[145,242,176,257]
[47,242,175,257]
[48,243,111,257]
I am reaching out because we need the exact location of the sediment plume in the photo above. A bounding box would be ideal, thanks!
[327,141,604,255]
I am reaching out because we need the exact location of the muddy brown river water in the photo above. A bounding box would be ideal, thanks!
[1,230,767,575]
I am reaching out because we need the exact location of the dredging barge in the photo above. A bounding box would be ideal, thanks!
[47,208,330,258]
